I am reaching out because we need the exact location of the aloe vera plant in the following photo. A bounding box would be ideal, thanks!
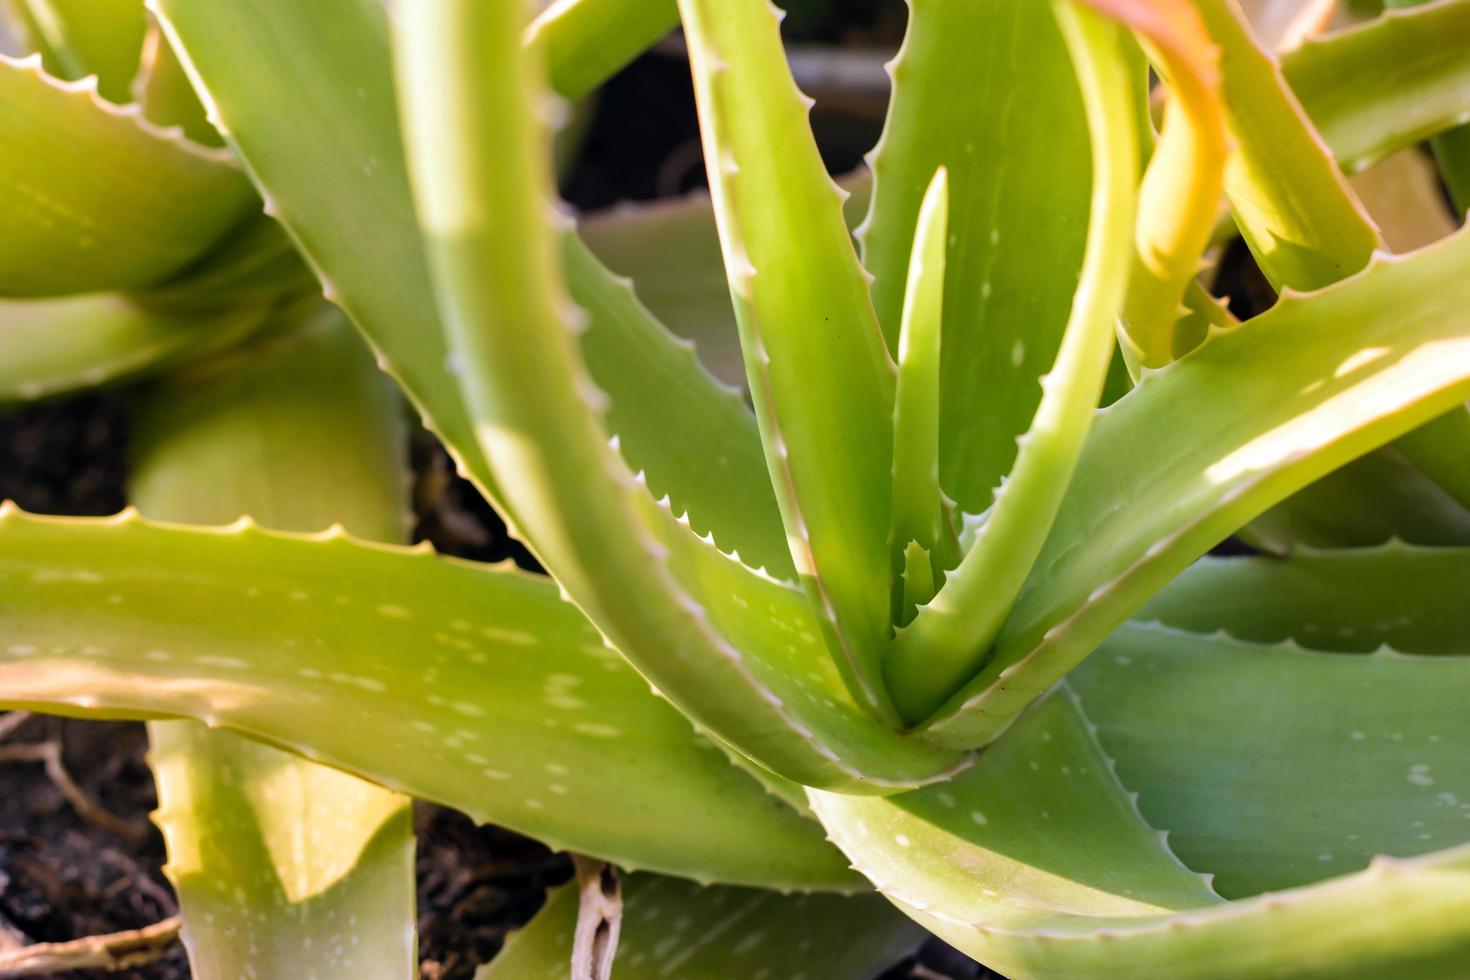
[4,0,1470,976]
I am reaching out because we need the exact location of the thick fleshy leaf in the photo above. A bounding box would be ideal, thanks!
[150,724,416,980]
[579,174,872,390]
[884,3,1137,721]
[133,21,217,146]
[0,509,854,891]
[859,0,1093,513]
[481,874,921,978]
[1243,447,1470,551]
[0,293,272,405]
[1136,542,1470,653]
[1071,623,1470,895]
[889,167,950,617]
[1284,0,1470,176]
[814,667,1470,979]
[393,0,958,791]
[920,225,1470,748]
[8,0,145,102]
[1195,0,1382,292]
[0,51,253,296]
[153,0,791,577]
[134,310,417,980]
[526,0,677,102]
[678,0,900,721]
[1079,0,1227,374]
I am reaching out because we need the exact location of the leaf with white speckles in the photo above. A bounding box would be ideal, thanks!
[132,310,416,980]
[480,873,921,979]
[1071,622,1470,897]
[813,682,1470,979]
[0,509,854,891]
[920,224,1470,749]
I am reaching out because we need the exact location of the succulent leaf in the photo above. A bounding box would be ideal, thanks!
[1085,0,1228,373]
[392,0,961,791]
[889,167,950,604]
[860,0,1094,514]
[153,0,792,577]
[133,309,417,980]
[921,224,1470,747]
[1136,542,1470,653]
[4,0,145,102]
[481,873,922,978]
[677,0,902,722]
[0,293,274,406]
[1285,0,1470,177]
[1244,447,1470,551]
[814,649,1470,979]
[1071,622,1470,895]
[884,0,1138,722]
[0,50,253,296]
[1195,0,1382,293]
[0,507,854,891]
[527,0,678,102]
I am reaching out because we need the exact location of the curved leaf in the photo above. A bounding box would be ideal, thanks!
[885,1,1138,721]
[859,0,1094,513]
[134,311,417,980]
[0,509,854,891]
[0,51,253,296]
[922,225,1470,747]
[1195,0,1382,292]
[814,683,1470,979]
[1285,0,1470,176]
[527,0,676,103]
[1071,623,1470,896]
[153,0,791,577]
[677,0,900,721]
[0,293,274,406]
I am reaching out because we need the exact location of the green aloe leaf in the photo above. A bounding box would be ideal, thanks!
[393,0,958,791]
[920,224,1470,748]
[889,166,951,617]
[1285,0,1470,176]
[0,509,854,891]
[0,293,275,406]
[813,658,1470,979]
[1199,0,1470,552]
[4,0,145,102]
[884,0,1137,722]
[149,724,416,979]
[1243,447,1470,551]
[527,0,676,102]
[481,873,921,978]
[153,0,791,578]
[0,50,254,297]
[1108,0,1229,374]
[1070,622,1470,896]
[1195,0,1382,293]
[1137,543,1470,653]
[134,309,416,980]
[578,175,872,390]
[133,20,217,146]
[677,0,900,721]
[859,0,1094,514]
